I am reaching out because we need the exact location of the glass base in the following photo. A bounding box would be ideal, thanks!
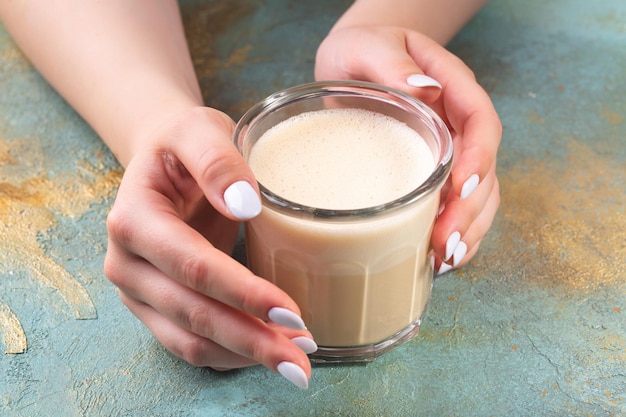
[309,316,422,364]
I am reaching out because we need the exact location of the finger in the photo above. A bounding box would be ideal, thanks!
[455,176,500,266]
[119,291,257,369]
[107,205,305,326]
[432,164,498,263]
[447,104,501,203]
[405,32,502,202]
[111,253,314,378]
[434,176,500,273]
[120,289,314,374]
[121,292,317,371]
[106,168,305,329]
[165,106,262,222]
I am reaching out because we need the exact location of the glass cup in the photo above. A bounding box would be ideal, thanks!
[233,81,453,363]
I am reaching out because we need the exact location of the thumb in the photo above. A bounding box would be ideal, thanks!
[316,27,442,103]
[171,107,262,221]
[358,42,443,103]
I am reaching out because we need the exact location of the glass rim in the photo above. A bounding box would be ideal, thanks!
[233,80,453,219]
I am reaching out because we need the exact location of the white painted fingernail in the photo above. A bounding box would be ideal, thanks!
[277,361,309,389]
[452,241,467,267]
[407,74,442,89]
[291,336,318,354]
[437,262,453,275]
[224,180,262,220]
[268,307,306,330]
[461,174,480,200]
[445,231,461,261]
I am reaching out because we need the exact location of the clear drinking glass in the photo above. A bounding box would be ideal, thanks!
[233,81,453,363]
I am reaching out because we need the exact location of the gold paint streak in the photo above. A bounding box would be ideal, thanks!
[0,138,122,321]
[181,2,262,114]
[597,333,626,363]
[0,41,30,71]
[225,44,252,67]
[0,299,27,354]
[528,109,546,124]
[600,108,624,125]
[182,1,257,75]
[478,139,625,290]
[0,140,12,165]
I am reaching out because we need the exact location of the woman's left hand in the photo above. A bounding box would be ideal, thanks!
[315,25,501,273]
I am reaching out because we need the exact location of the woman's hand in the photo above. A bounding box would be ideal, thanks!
[315,26,501,273]
[1,0,316,388]
[104,107,315,388]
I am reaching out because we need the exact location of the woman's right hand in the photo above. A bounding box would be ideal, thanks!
[104,107,316,389]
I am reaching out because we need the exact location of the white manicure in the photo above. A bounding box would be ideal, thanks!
[224,180,262,220]
[291,336,318,354]
[268,307,306,330]
[452,241,467,267]
[445,231,461,261]
[461,174,480,200]
[277,361,309,389]
[437,262,453,275]
[407,74,442,89]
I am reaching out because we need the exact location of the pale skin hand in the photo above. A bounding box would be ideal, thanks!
[315,0,501,272]
[0,0,313,385]
[104,107,316,375]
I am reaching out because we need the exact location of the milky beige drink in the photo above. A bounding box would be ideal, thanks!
[234,82,452,362]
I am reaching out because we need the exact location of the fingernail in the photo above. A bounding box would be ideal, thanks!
[437,262,453,275]
[407,74,442,89]
[291,336,318,354]
[461,174,480,200]
[268,307,306,330]
[452,241,467,267]
[445,231,461,262]
[224,180,262,220]
[277,361,309,389]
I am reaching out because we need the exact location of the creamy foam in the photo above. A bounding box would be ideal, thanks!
[248,108,435,209]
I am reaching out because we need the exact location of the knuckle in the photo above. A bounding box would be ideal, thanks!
[237,277,261,314]
[185,303,216,337]
[106,203,134,247]
[169,107,246,191]
[195,147,249,191]
[241,326,276,363]
[178,338,210,367]
[102,252,122,287]
[177,253,211,293]
[247,336,267,362]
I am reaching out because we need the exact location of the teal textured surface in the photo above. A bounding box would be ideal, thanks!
[1,1,624,415]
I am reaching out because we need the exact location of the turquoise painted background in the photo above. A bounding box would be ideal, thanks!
[1,1,624,415]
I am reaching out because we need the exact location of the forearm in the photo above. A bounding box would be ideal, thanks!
[0,0,202,166]
[332,0,489,45]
